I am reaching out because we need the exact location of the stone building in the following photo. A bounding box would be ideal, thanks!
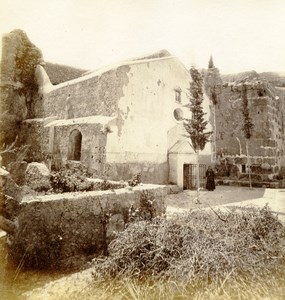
[205,68,285,179]
[1,30,212,188]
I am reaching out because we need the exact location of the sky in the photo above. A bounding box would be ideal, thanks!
[0,0,285,74]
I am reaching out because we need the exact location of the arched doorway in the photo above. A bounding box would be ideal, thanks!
[68,129,82,161]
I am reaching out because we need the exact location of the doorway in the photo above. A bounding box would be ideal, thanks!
[67,129,82,161]
[183,164,206,190]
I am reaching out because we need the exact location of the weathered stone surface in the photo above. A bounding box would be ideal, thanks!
[25,162,51,191]
[0,30,43,148]
[106,213,125,243]
[0,193,21,220]
[0,167,9,177]
[7,161,28,185]
[0,215,16,234]
[7,184,167,270]
[1,174,22,200]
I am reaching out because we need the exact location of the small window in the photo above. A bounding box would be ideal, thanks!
[242,165,246,173]
[174,87,182,103]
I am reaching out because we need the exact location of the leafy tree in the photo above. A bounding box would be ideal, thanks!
[184,67,212,203]
[241,82,254,189]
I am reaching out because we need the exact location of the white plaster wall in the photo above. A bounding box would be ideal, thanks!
[106,56,193,164]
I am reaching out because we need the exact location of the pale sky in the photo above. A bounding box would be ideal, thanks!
[0,0,285,74]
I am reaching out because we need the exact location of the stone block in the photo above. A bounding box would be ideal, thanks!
[25,162,51,191]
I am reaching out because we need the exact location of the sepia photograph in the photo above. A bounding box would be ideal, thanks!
[0,0,285,299]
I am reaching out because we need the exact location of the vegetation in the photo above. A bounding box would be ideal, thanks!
[204,56,223,163]
[83,205,285,300]
[128,173,142,187]
[49,168,127,193]
[50,168,94,193]
[184,67,212,202]
[241,82,254,189]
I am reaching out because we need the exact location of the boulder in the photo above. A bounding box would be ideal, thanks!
[25,162,51,191]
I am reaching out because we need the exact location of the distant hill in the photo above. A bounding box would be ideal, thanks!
[259,72,285,88]
[221,71,260,83]
[44,62,87,85]
[221,71,285,87]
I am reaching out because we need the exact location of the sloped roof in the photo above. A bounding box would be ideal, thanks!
[42,50,172,86]
[43,62,87,85]
[44,50,176,92]
[44,115,115,127]
[169,140,194,154]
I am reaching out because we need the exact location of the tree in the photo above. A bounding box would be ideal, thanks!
[241,82,254,189]
[208,55,214,69]
[204,56,223,163]
[184,67,212,203]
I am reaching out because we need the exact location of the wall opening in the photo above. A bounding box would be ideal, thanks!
[68,129,82,161]
[183,164,206,190]
[174,87,182,103]
[173,108,184,121]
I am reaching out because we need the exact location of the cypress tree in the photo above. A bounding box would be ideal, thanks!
[184,67,212,202]
[208,55,214,69]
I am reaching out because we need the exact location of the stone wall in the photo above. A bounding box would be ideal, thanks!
[19,119,50,163]
[7,184,167,270]
[51,123,108,175]
[214,82,285,172]
[41,65,131,119]
[0,30,43,121]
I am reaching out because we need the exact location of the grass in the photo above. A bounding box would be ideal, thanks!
[85,205,285,300]
[5,205,285,300]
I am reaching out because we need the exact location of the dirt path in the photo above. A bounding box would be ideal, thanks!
[166,185,267,210]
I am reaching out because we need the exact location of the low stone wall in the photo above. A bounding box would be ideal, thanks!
[216,179,284,189]
[7,184,167,270]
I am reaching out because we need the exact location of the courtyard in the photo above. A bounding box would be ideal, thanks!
[166,185,285,223]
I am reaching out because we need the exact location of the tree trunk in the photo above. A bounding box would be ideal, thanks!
[212,105,216,163]
[196,149,201,203]
[246,139,252,189]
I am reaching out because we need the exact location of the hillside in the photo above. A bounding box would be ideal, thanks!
[259,72,285,87]
[221,71,285,87]
[43,62,87,85]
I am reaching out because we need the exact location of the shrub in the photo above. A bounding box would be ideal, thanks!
[92,205,285,288]
[128,174,141,187]
[128,190,156,222]
[92,179,125,191]
[50,168,93,193]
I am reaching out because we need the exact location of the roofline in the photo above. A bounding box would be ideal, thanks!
[43,55,181,92]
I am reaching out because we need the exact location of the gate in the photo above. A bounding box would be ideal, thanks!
[183,164,207,190]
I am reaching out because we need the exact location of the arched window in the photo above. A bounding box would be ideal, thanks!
[67,129,82,161]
